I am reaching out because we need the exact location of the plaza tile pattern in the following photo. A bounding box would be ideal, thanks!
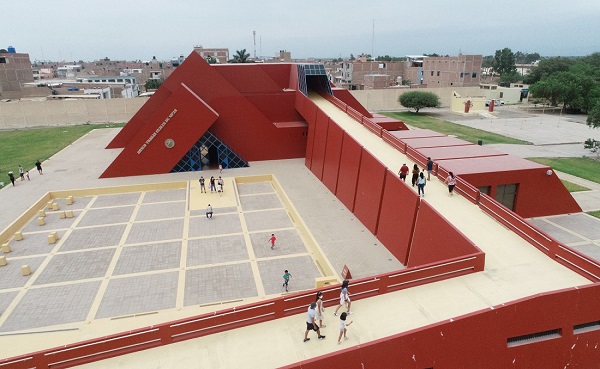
[240,193,283,211]
[184,263,257,306]
[125,219,184,244]
[58,224,127,252]
[33,249,116,285]
[257,255,322,295]
[243,209,294,232]
[142,189,186,204]
[0,181,324,333]
[77,206,135,227]
[0,256,45,289]
[95,272,179,319]
[187,235,248,266]
[113,241,182,275]
[0,281,100,332]
[51,196,93,210]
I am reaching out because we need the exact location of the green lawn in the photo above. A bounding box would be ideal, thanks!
[589,211,600,219]
[560,179,590,192]
[0,124,124,175]
[528,157,600,184]
[382,111,529,145]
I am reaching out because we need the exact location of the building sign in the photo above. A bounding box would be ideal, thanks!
[137,109,177,154]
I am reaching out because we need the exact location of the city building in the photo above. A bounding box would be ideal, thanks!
[193,45,229,64]
[0,47,34,99]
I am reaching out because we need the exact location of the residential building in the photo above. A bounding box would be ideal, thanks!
[193,45,229,64]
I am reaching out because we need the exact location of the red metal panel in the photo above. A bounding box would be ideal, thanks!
[101,84,218,178]
[408,201,480,267]
[309,111,329,180]
[214,63,290,93]
[331,88,372,117]
[376,171,420,264]
[336,132,362,212]
[321,119,344,193]
[353,150,387,234]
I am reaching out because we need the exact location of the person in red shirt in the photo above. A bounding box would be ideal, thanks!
[398,163,409,182]
[269,233,276,250]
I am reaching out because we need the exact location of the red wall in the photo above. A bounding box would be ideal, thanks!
[459,167,581,218]
[336,132,363,212]
[408,201,478,267]
[309,111,330,179]
[377,172,420,264]
[321,120,344,193]
[353,150,387,234]
[101,84,218,178]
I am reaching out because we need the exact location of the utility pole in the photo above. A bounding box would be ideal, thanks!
[371,19,375,59]
[253,31,257,59]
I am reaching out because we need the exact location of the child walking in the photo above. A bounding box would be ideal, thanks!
[337,312,353,344]
[282,270,292,292]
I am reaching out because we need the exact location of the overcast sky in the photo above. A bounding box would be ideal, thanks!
[2,0,599,62]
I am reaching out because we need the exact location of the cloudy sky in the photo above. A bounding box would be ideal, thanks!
[2,0,599,62]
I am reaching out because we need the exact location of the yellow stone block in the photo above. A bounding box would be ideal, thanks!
[38,217,46,226]
[21,265,31,276]
[1,243,11,253]
[314,276,338,289]
[59,211,66,219]
[66,196,74,205]
[52,203,59,211]
[66,210,74,218]
[47,201,54,209]
[48,232,59,244]
[14,232,23,241]
[38,209,46,217]
[0,256,6,266]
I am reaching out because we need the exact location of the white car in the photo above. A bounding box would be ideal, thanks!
[485,99,505,107]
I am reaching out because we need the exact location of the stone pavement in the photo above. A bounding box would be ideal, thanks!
[0,128,402,357]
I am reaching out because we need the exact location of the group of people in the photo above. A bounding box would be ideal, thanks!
[398,157,456,197]
[304,280,354,344]
[5,160,43,187]
[199,176,224,195]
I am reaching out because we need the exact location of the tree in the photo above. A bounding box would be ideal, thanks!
[524,57,574,84]
[492,48,516,76]
[499,71,521,85]
[398,91,440,113]
[144,79,163,91]
[588,103,600,128]
[231,49,251,63]
[205,56,217,64]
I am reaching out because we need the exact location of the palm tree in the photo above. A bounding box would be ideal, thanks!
[205,56,217,64]
[231,49,251,63]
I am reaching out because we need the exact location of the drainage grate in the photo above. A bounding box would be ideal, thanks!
[574,320,600,334]
[507,328,561,347]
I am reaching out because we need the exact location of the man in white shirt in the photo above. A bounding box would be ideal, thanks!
[304,302,326,342]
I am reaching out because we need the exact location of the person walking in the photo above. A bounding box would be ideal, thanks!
[337,312,353,344]
[283,270,292,292]
[417,172,427,197]
[426,157,434,180]
[445,171,457,196]
[206,204,213,219]
[35,159,43,174]
[269,233,277,250]
[218,164,223,174]
[304,302,326,342]
[8,171,15,186]
[199,176,206,193]
[217,176,224,192]
[334,280,352,316]
[210,176,216,192]
[315,291,326,328]
[217,182,223,196]
[398,163,409,182]
[411,164,420,187]
[18,165,24,181]
[25,171,30,180]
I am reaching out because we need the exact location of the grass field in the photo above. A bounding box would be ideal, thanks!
[0,124,124,175]
[382,111,529,145]
[528,157,600,184]
[560,179,590,192]
[589,211,600,219]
